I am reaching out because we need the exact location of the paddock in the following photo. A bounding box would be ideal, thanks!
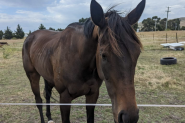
[0,31,185,123]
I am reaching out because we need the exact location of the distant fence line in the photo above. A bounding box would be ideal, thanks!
[138,32,185,43]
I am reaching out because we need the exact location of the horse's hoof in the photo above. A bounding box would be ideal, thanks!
[48,120,55,123]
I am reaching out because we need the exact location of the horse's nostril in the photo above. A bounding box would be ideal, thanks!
[118,110,139,123]
[118,110,128,123]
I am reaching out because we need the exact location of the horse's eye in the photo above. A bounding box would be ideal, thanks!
[102,54,107,61]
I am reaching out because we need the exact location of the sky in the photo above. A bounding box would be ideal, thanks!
[0,0,185,32]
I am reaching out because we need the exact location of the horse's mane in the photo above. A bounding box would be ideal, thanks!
[67,19,95,39]
[83,7,142,58]
[84,18,95,39]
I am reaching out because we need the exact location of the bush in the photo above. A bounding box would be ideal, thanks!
[3,48,12,59]
[3,47,21,59]
[181,26,185,30]
[165,28,171,31]
[4,27,13,39]
[57,28,64,31]
[0,30,3,40]
[49,27,55,31]
[15,24,25,39]
[39,24,46,30]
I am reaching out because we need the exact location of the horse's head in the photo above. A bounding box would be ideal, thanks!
[90,0,145,123]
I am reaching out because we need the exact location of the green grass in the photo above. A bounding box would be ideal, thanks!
[0,31,185,123]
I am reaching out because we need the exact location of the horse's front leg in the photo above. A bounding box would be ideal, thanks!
[60,90,72,123]
[85,90,99,123]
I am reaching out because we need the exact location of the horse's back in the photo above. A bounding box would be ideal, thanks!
[22,27,85,83]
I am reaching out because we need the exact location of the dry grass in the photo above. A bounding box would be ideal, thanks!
[135,31,185,90]
[0,31,185,123]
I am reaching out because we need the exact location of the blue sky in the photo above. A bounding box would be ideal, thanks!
[0,0,185,32]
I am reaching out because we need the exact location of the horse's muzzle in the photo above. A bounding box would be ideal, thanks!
[117,110,139,123]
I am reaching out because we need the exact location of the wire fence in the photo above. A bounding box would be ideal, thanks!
[1,103,185,107]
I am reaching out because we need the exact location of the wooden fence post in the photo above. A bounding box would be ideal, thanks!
[153,33,154,41]
[166,33,167,43]
[176,32,178,43]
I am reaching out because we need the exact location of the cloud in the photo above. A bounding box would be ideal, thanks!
[0,11,47,32]
[0,0,51,8]
[0,0,185,32]
[46,0,90,24]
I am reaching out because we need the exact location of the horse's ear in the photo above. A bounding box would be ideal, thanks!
[90,0,105,29]
[126,0,146,25]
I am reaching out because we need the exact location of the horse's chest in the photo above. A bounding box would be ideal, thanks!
[67,78,98,98]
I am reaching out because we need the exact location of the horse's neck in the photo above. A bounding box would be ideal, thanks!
[81,37,98,65]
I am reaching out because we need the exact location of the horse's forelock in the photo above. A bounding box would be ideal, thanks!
[101,9,142,58]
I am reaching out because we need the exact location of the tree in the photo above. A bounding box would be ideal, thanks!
[151,16,161,31]
[132,23,138,31]
[57,28,64,31]
[4,27,13,39]
[181,26,185,30]
[158,18,167,31]
[142,18,155,31]
[39,24,46,30]
[140,16,182,31]
[49,27,55,31]
[167,18,180,30]
[15,24,25,39]
[152,16,161,23]
[0,30,3,40]
[79,18,88,23]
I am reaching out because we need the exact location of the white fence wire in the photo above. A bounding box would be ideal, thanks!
[0,103,185,107]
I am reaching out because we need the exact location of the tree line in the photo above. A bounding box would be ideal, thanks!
[78,17,185,31]
[1,17,185,40]
[0,24,64,40]
[0,24,25,40]
[141,16,185,31]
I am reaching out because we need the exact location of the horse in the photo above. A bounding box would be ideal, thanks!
[22,0,145,123]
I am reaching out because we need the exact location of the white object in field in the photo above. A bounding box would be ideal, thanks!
[179,41,185,44]
[160,43,184,50]
[160,43,171,47]
[169,43,184,47]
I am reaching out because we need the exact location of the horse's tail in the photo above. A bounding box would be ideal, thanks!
[43,79,59,103]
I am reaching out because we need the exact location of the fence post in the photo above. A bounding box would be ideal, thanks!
[176,32,178,43]
[153,33,154,41]
[166,33,167,43]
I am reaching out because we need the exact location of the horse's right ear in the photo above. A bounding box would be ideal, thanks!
[90,0,105,29]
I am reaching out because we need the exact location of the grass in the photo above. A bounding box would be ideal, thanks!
[0,31,185,123]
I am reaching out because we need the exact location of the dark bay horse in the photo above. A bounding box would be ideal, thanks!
[22,0,145,123]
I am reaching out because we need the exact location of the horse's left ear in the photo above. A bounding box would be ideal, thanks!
[90,0,105,29]
[126,0,146,25]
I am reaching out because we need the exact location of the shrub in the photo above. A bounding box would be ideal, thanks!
[15,24,25,39]
[4,27,13,39]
